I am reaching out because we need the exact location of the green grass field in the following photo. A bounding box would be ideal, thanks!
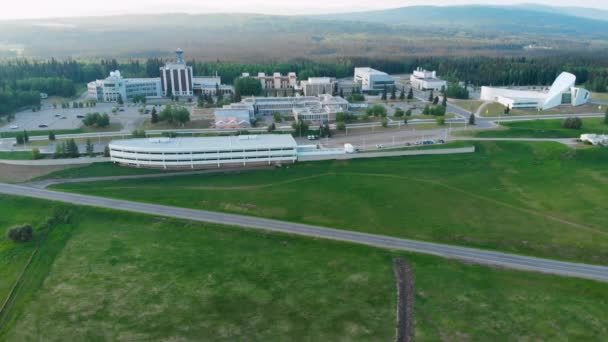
[473,118,608,138]
[450,99,484,113]
[591,92,608,102]
[52,141,608,265]
[0,151,33,160]
[480,102,604,117]
[1,195,607,340]
[0,124,122,139]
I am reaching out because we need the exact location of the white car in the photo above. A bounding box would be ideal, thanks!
[9,125,19,130]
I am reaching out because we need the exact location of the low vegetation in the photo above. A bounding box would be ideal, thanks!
[0,195,607,340]
[53,141,608,265]
[472,118,608,138]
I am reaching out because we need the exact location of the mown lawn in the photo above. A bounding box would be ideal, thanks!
[0,195,607,340]
[52,141,608,265]
[474,118,608,138]
[35,162,166,180]
[0,151,33,160]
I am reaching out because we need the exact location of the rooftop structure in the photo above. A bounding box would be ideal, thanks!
[480,72,591,110]
[109,135,297,169]
[580,134,608,146]
[214,109,252,129]
[354,67,395,92]
[410,67,448,91]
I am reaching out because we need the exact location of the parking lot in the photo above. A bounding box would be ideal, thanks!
[0,100,147,133]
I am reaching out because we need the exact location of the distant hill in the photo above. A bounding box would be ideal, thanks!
[309,5,608,37]
[1,5,608,61]
[517,4,608,22]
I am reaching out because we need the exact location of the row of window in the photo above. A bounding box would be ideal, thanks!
[111,148,295,155]
[113,155,295,163]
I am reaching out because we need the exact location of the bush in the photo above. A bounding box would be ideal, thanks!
[6,224,34,243]
[394,108,405,117]
[563,117,582,129]
[82,112,110,128]
[347,93,365,102]
[337,122,346,131]
[436,117,446,125]
[366,105,387,117]
[32,148,43,160]
[335,112,357,123]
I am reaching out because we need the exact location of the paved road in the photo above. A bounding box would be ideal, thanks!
[1,183,607,282]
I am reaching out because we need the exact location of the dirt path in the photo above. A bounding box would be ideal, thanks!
[393,258,415,342]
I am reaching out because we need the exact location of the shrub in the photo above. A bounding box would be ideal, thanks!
[563,117,582,129]
[436,117,446,125]
[7,224,34,243]
[32,148,43,160]
[394,108,404,117]
[337,122,346,131]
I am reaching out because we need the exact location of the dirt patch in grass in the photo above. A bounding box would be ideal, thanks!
[0,164,82,183]
[393,258,415,342]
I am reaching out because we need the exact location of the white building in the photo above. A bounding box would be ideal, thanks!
[222,94,349,123]
[109,135,297,169]
[160,48,194,97]
[243,72,297,90]
[480,72,591,110]
[87,70,162,102]
[214,109,252,129]
[193,76,234,96]
[410,67,447,91]
[354,67,395,92]
[88,49,233,102]
[301,77,336,96]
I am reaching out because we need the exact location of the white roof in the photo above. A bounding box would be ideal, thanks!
[110,135,297,152]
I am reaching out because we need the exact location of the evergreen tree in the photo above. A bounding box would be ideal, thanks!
[390,86,396,100]
[381,85,387,100]
[151,107,159,124]
[407,87,414,100]
[428,90,434,102]
[399,87,405,100]
[104,145,110,157]
[433,96,439,105]
[468,113,476,125]
[441,95,447,107]
[605,107,608,124]
[117,94,124,105]
[48,132,55,141]
[86,139,94,157]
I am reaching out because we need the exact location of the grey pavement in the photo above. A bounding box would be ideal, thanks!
[1,182,607,283]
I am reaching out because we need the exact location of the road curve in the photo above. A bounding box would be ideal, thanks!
[1,183,607,283]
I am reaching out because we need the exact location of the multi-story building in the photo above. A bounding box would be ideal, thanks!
[243,72,297,90]
[109,135,298,169]
[160,48,194,97]
[354,67,395,92]
[87,71,162,102]
[193,76,234,96]
[214,109,252,129]
[410,67,448,91]
[301,77,336,96]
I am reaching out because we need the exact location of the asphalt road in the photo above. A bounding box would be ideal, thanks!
[1,183,607,283]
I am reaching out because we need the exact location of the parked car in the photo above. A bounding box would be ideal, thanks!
[76,114,85,118]
[38,124,48,128]
[54,114,62,117]
[9,125,19,130]
[422,140,434,145]
[307,135,319,140]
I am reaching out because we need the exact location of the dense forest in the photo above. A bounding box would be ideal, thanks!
[1,54,608,115]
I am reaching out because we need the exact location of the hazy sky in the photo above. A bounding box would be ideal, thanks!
[2,0,607,20]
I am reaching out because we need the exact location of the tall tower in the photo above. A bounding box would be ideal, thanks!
[175,48,184,64]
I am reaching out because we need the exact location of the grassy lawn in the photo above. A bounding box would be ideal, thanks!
[1,195,607,340]
[591,92,608,102]
[0,151,33,160]
[34,162,166,180]
[139,118,212,130]
[52,141,608,265]
[0,124,122,139]
[473,118,608,138]
[450,99,484,113]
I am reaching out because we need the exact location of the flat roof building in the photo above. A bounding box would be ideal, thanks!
[480,72,591,110]
[410,67,448,91]
[301,77,336,96]
[214,109,252,129]
[244,72,297,90]
[354,67,395,92]
[109,134,297,169]
[87,70,162,102]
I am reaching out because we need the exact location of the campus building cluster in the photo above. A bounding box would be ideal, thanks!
[88,49,234,102]
[109,134,298,169]
[480,72,590,110]
[354,67,395,92]
[214,94,349,127]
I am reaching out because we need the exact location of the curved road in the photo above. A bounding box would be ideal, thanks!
[1,183,607,282]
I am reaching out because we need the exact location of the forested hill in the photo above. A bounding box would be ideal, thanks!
[310,5,608,38]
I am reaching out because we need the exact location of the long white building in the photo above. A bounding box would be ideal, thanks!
[410,67,447,91]
[480,72,591,110]
[354,67,395,92]
[87,71,162,102]
[109,135,297,169]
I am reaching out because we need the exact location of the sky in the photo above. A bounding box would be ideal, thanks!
[1,0,607,20]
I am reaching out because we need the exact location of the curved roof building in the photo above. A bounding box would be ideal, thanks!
[480,72,590,110]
